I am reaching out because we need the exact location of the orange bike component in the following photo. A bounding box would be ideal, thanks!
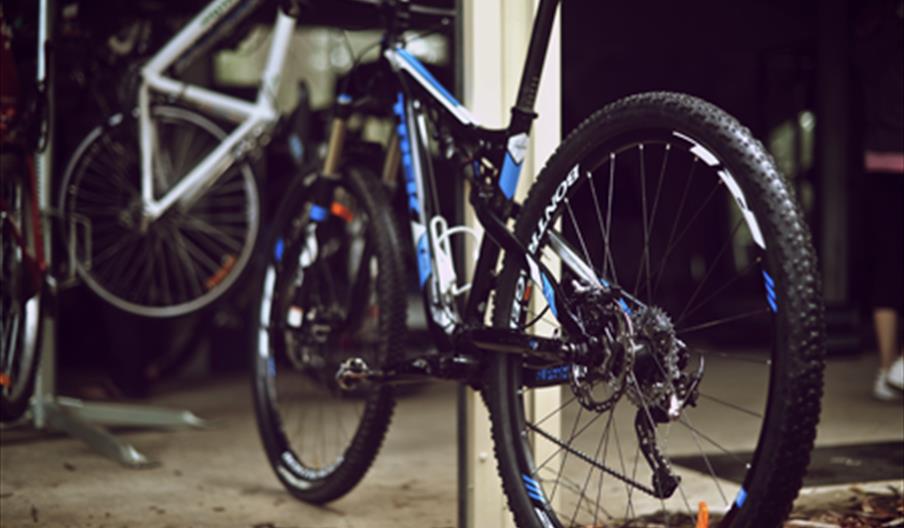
[206,254,237,290]
[330,201,354,223]
[696,501,709,528]
[0,373,11,387]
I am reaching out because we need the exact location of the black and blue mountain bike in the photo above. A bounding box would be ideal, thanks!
[251,1,825,526]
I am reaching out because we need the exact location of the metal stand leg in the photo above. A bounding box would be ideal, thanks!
[22,0,205,469]
[29,296,207,468]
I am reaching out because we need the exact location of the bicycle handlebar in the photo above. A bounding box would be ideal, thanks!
[351,0,456,17]
[347,0,455,25]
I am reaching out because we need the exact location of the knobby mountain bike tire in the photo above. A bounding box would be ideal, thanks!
[1,152,43,422]
[487,92,824,528]
[252,165,406,503]
[59,105,260,318]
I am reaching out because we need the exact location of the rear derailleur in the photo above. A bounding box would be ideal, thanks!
[569,282,705,498]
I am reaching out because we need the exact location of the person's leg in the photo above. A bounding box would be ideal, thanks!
[874,308,900,371]
[878,308,904,390]
[867,173,903,399]
[873,308,901,399]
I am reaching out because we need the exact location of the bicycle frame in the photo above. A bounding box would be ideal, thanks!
[383,0,605,345]
[323,0,629,383]
[137,0,295,221]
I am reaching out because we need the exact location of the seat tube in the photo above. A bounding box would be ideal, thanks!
[498,0,561,201]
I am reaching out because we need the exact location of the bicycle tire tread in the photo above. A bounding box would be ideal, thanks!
[486,91,824,528]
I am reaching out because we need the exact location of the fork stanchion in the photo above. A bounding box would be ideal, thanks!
[27,0,206,468]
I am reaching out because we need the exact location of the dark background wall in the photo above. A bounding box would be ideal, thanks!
[563,0,903,352]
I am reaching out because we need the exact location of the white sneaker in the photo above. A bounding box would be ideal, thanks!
[874,369,901,401]
[886,357,904,390]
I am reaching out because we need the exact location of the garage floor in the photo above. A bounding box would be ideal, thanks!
[1,353,902,527]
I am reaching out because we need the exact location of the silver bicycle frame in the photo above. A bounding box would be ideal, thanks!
[138,0,296,221]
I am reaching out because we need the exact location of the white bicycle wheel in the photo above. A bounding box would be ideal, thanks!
[60,106,260,317]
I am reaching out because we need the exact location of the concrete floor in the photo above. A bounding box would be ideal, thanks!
[1,353,902,527]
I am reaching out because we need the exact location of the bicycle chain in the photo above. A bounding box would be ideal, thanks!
[527,423,661,498]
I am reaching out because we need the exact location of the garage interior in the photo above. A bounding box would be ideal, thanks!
[2,0,902,526]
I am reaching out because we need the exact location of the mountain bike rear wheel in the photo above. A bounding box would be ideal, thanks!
[252,165,406,503]
[59,106,260,317]
[487,92,824,528]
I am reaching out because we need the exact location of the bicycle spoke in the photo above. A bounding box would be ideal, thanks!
[601,406,636,520]
[531,406,607,477]
[570,407,617,526]
[135,238,158,304]
[674,217,745,325]
[689,347,771,365]
[527,421,656,498]
[637,143,670,303]
[180,216,244,253]
[78,171,136,210]
[678,413,730,507]
[178,232,224,275]
[626,372,668,519]
[167,122,194,180]
[71,184,129,206]
[171,235,198,304]
[591,409,617,527]
[206,176,248,197]
[677,307,770,335]
[592,155,621,284]
[529,391,578,429]
[698,392,763,418]
[170,230,205,300]
[655,178,723,276]
[653,159,698,295]
[548,405,585,504]
[154,133,176,193]
[564,198,595,273]
[92,143,138,191]
[677,257,763,327]
[88,231,143,270]
[633,144,651,299]
[175,125,211,172]
[161,236,189,303]
[678,415,750,468]
[155,235,174,307]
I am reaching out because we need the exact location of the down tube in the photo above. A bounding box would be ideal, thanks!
[392,94,434,297]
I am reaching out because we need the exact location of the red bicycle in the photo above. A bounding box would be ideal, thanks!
[1,11,47,422]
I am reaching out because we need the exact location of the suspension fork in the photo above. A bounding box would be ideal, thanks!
[306,94,353,222]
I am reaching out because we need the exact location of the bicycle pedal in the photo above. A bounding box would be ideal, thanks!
[335,358,377,390]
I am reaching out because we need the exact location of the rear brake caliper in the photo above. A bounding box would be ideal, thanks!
[568,281,638,413]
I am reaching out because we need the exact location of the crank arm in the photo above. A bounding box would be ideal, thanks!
[336,353,483,389]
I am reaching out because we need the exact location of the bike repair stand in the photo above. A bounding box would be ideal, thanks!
[25,0,206,469]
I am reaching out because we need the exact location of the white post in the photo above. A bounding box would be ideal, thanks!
[461,0,561,526]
